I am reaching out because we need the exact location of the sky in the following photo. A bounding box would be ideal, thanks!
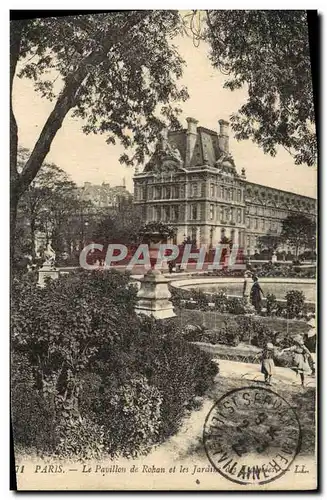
[12,23,317,198]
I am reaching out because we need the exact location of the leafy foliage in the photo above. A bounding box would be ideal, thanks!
[257,232,281,253]
[265,293,278,316]
[280,214,316,258]
[90,376,162,458]
[138,221,176,241]
[285,289,305,318]
[16,148,89,261]
[92,197,144,246]
[11,271,217,459]
[11,13,188,184]
[205,10,316,165]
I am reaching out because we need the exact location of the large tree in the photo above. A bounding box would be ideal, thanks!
[10,12,188,246]
[16,148,81,257]
[280,214,316,258]
[92,197,144,247]
[204,10,316,166]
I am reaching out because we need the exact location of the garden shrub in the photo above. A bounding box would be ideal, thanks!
[55,415,105,460]
[11,353,59,454]
[89,375,162,458]
[285,290,305,318]
[189,288,209,310]
[266,293,278,316]
[126,317,219,440]
[182,324,206,342]
[11,271,218,459]
[226,297,246,315]
[211,291,229,313]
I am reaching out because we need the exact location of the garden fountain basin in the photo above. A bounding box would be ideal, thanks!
[170,277,316,303]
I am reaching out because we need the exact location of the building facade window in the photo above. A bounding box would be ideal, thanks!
[220,207,224,222]
[172,185,179,198]
[210,183,215,197]
[154,186,161,200]
[255,218,258,229]
[154,206,160,221]
[237,209,242,223]
[237,189,242,202]
[191,183,198,197]
[246,216,250,228]
[191,204,197,220]
[172,206,179,221]
[163,206,170,222]
[210,204,214,220]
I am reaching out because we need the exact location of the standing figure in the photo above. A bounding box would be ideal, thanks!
[250,276,264,313]
[281,335,315,386]
[261,342,275,385]
[242,270,252,304]
[304,317,316,375]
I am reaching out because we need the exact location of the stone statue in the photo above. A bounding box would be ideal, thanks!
[43,242,56,267]
[271,250,277,264]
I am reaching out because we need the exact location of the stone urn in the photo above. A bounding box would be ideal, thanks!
[135,229,175,319]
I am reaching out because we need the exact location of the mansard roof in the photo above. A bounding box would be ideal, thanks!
[143,119,239,176]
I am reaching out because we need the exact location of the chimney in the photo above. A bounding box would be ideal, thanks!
[218,119,229,154]
[185,117,198,166]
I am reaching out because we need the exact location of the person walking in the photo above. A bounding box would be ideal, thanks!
[281,335,315,386]
[261,342,275,385]
[250,275,264,313]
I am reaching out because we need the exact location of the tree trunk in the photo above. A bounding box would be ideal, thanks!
[10,188,19,261]
[30,218,36,260]
[10,21,24,258]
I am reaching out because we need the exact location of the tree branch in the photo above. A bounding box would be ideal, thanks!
[18,12,149,195]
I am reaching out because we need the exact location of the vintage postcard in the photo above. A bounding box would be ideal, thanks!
[10,10,318,491]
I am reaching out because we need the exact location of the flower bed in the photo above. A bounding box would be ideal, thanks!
[180,314,308,368]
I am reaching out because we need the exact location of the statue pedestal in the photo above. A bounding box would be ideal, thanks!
[38,263,59,288]
[135,269,175,320]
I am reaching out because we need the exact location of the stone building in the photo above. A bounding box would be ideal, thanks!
[133,118,316,256]
[78,180,132,209]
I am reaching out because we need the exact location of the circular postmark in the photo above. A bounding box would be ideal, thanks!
[203,387,301,486]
